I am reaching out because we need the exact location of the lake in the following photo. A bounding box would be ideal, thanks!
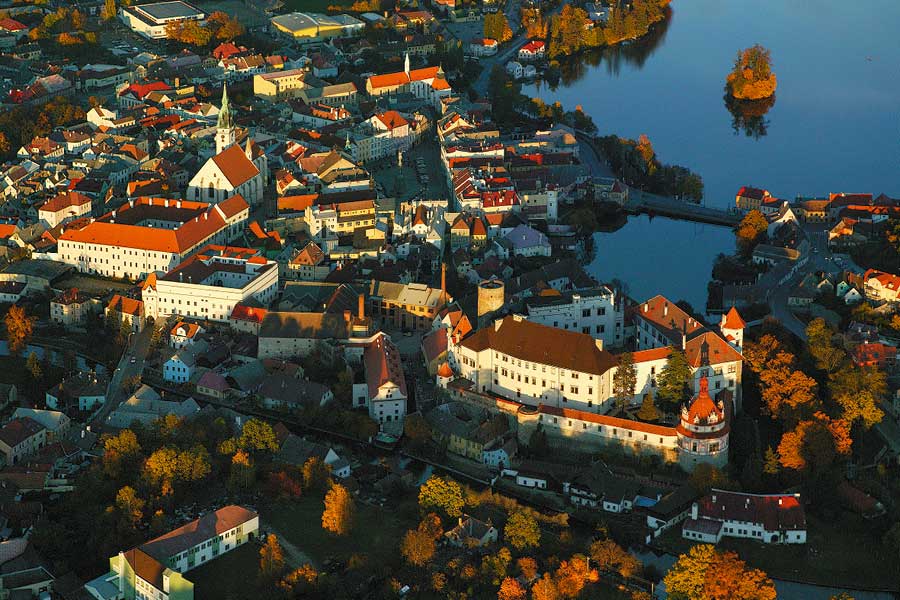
[530,0,900,308]
[588,216,735,313]
[526,0,900,207]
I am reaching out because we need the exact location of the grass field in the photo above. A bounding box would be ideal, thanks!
[260,495,416,567]
[190,542,263,600]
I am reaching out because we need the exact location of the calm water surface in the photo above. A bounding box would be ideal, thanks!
[534,0,900,306]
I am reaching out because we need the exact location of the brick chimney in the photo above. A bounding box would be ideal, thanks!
[441,262,447,295]
[358,293,365,320]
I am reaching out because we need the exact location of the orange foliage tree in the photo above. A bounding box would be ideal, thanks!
[726,44,777,100]
[778,411,851,473]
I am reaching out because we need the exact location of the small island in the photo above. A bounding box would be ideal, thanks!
[725,44,777,100]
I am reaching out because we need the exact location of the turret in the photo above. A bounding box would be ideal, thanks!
[720,306,746,351]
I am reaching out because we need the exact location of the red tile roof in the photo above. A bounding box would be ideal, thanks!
[736,186,768,200]
[376,110,409,130]
[722,306,746,330]
[39,191,91,214]
[211,144,260,187]
[697,490,806,532]
[230,303,267,323]
[539,404,675,437]
[364,333,407,400]
[108,295,143,317]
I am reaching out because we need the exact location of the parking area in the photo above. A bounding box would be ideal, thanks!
[369,139,448,203]
[444,18,485,44]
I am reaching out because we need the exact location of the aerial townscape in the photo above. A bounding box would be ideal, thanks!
[0,0,896,599]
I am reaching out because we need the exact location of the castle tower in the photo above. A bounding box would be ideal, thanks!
[436,362,453,388]
[216,82,235,155]
[676,377,730,472]
[477,278,505,328]
[720,306,746,351]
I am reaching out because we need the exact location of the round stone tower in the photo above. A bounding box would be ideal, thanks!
[477,278,505,328]
[677,377,730,472]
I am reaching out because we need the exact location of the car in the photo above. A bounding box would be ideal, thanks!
[403,331,413,337]
[130,356,137,364]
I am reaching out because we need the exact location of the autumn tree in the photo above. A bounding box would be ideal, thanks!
[726,44,777,101]
[589,538,641,577]
[401,528,436,566]
[828,365,885,429]
[208,11,244,40]
[5,305,35,355]
[229,449,256,490]
[735,209,769,255]
[689,463,734,494]
[806,318,847,374]
[664,544,776,600]
[778,411,852,473]
[498,576,527,600]
[517,557,539,581]
[744,337,818,421]
[101,0,117,21]
[655,348,692,408]
[613,352,637,410]
[481,547,512,585]
[322,483,354,535]
[763,446,780,475]
[279,564,318,595]
[484,12,513,42]
[0,132,10,157]
[266,469,302,500]
[636,390,660,421]
[531,572,559,600]
[259,534,285,579]
[555,555,595,598]
[403,413,432,450]
[103,429,141,478]
[240,418,279,453]
[115,485,144,527]
[504,511,540,550]
[418,475,465,517]
[302,456,331,492]
[26,351,42,382]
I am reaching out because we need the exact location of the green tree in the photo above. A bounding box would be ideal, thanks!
[636,390,660,421]
[655,348,692,408]
[100,0,117,20]
[613,352,637,411]
[481,546,512,585]
[504,511,540,550]
[322,483,354,535]
[762,446,780,475]
[418,475,465,517]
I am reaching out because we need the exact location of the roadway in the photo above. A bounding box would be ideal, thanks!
[91,325,154,428]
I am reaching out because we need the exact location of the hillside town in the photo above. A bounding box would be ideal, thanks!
[0,1,897,599]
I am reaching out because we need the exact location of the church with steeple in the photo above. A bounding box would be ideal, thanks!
[187,84,267,206]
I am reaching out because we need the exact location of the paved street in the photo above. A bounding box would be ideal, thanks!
[91,325,154,427]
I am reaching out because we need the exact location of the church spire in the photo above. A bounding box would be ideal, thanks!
[404,51,410,75]
[217,82,233,130]
[216,82,235,154]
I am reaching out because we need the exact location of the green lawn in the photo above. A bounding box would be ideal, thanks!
[189,542,263,600]
[657,512,900,590]
[261,495,415,568]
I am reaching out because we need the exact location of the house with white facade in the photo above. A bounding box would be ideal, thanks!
[518,40,545,61]
[163,340,208,384]
[353,333,407,429]
[682,490,807,545]
[864,269,900,303]
[38,191,92,228]
[365,54,452,110]
[142,245,278,322]
[86,505,258,600]
[524,286,624,348]
[170,321,203,349]
[58,195,249,281]
[0,417,46,466]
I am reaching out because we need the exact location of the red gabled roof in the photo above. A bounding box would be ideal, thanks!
[108,294,143,316]
[722,306,746,330]
[230,303,267,323]
[697,490,806,532]
[211,144,260,187]
[39,191,92,214]
[539,404,675,437]
[737,186,768,200]
[0,18,27,31]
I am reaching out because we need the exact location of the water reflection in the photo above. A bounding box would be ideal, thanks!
[724,93,776,139]
[538,8,673,90]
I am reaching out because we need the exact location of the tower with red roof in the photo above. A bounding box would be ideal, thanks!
[719,305,746,351]
[677,377,730,471]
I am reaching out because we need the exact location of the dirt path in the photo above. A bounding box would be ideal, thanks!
[268,527,316,568]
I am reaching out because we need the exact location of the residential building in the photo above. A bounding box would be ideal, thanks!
[851,341,897,370]
[735,186,771,212]
[105,385,200,428]
[163,340,208,384]
[524,286,624,348]
[253,69,306,100]
[50,288,101,326]
[369,276,451,331]
[257,310,371,359]
[518,40,546,61]
[86,505,258,600]
[58,195,249,280]
[470,38,498,57]
[120,1,207,39]
[444,515,497,547]
[45,373,107,412]
[286,242,330,281]
[11,408,70,441]
[142,245,278,322]
[864,269,900,303]
[259,375,333,410]
[38,191,92,228]
[353,333,408,428]
[683,490,806,545]
[0,417,46,466]
[106,295,145,333]
[170,321,203,350]
[504,224,551,257]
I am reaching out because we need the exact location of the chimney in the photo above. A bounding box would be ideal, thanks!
[358,293,365,320]
[594,339,603,351]
[663,302,668,317]
[441,262,447,294]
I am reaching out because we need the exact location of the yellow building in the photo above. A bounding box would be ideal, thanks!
[253,69,306,100]
[270,12,364,42]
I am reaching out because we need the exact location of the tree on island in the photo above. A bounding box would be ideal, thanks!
[726,44,777,101]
